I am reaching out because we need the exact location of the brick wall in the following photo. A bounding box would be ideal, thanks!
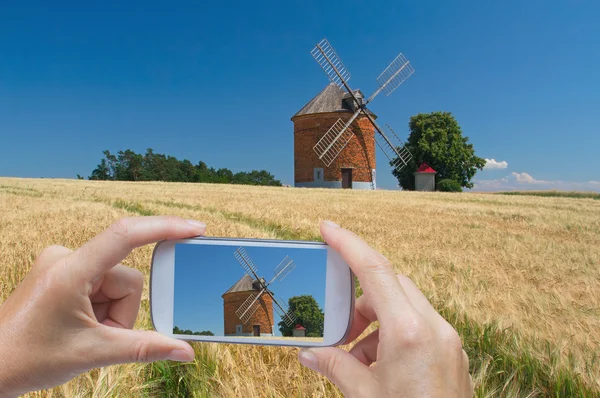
[293,112,376,183]
[223,291,274,335]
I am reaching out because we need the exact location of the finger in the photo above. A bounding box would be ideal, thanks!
[463,350,474,394]
[69,216,206,282]
[469,374,474,394]
[89,264,145,329]
[31,245,72,274]
[320,221,418,327]
[90,326,196,366]
[343,294,377,344]
[348,329,380,366]
[298,347,372,396]
[397,275,447,327]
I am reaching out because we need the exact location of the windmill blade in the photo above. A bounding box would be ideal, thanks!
[271,295,297,327]
[374,53,414,98]
[313,112,360,166]
[236,290,265,324]
[375,124,413,172]
[268,256,296,285]
[233,247,263,284]
[311,38,351,91]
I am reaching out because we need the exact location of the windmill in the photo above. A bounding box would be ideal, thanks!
[232,247,298,328]
[310,38,415,174]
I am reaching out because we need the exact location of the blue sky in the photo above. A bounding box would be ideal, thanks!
[1,1,598,191]
[173,243,327,336]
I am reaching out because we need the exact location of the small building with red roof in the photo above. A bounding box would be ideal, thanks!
[292,324,306,337]
[414,163,437,191]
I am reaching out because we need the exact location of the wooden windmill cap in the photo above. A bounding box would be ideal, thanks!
[222,274,261,295]
[291,83,377,120]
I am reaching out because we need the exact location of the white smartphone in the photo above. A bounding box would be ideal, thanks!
[150,236,355,347]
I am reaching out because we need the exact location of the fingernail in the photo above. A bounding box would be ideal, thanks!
[185,220,206,230]
[323,220,340,228]
[167,349,195,362]
[298,349,318,371]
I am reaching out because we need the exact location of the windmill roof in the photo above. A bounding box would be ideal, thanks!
[416,163,436,173]
[223,274,259,295]
[291,83,376,120]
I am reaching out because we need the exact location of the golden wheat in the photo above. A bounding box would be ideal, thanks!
[0,177,598,397]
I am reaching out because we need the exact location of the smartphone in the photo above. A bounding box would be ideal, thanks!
[150,236,355,347]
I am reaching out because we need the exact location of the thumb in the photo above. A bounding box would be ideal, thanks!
[298,347,370,395]
[93,327,195,366]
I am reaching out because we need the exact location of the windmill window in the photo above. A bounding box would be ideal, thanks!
[314,168,324,181]
[236,325,242,334]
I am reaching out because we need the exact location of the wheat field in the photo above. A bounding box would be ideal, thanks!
[0,177,599,397]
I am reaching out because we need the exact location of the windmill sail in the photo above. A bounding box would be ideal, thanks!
[270,256,296,284]
[311,38,351,90]
[233,247,263,284]
[236,291,264,324]
[313,118,356,166]
[374,53,415,98]
[375,124,413,172]
[271,295,297,327]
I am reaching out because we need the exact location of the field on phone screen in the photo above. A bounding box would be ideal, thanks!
[1,178,598,397]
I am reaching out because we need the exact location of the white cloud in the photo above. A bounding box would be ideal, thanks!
[471,172,600,192]
[484,158,509,170]
[511,172,552,185]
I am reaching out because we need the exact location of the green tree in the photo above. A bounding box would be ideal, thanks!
[278,295,324,337]
[116,149,144,181]
[88,158,111,180]
[392,112,485,190]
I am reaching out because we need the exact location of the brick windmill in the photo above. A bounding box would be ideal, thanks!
[292,38,414,190]
[222,247,297,337]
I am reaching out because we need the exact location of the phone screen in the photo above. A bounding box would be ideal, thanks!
[172,242,328,342]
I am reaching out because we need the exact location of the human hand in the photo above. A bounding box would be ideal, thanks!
[0,216,206,397]
[298,221,473,397]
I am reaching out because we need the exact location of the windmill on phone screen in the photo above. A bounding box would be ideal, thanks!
[222,247,297,337]
[292,38,415,190]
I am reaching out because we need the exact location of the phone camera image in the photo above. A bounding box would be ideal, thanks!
[172,242,328,342]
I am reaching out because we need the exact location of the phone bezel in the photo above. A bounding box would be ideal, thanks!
[149,236,355,347]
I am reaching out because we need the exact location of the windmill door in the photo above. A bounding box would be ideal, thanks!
[253,325,260,336]
[341,168,352,189]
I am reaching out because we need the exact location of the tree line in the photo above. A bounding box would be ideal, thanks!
[172,326,214,336]
[87,148,283,186]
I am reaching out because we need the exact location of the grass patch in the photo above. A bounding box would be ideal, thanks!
[153,200,305,241]
[112,199,155,216]
[441,308,597,397]
[498,191,600,200]
[142,361,194,397]
[0,185,43,197]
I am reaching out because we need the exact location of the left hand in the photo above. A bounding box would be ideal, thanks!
[0,216,207,397]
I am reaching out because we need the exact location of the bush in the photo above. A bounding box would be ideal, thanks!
[437,179,463,192]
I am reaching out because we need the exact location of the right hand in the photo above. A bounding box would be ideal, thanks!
[298,220,473,397]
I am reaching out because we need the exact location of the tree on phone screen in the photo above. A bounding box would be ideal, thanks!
[278,295,324,337]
